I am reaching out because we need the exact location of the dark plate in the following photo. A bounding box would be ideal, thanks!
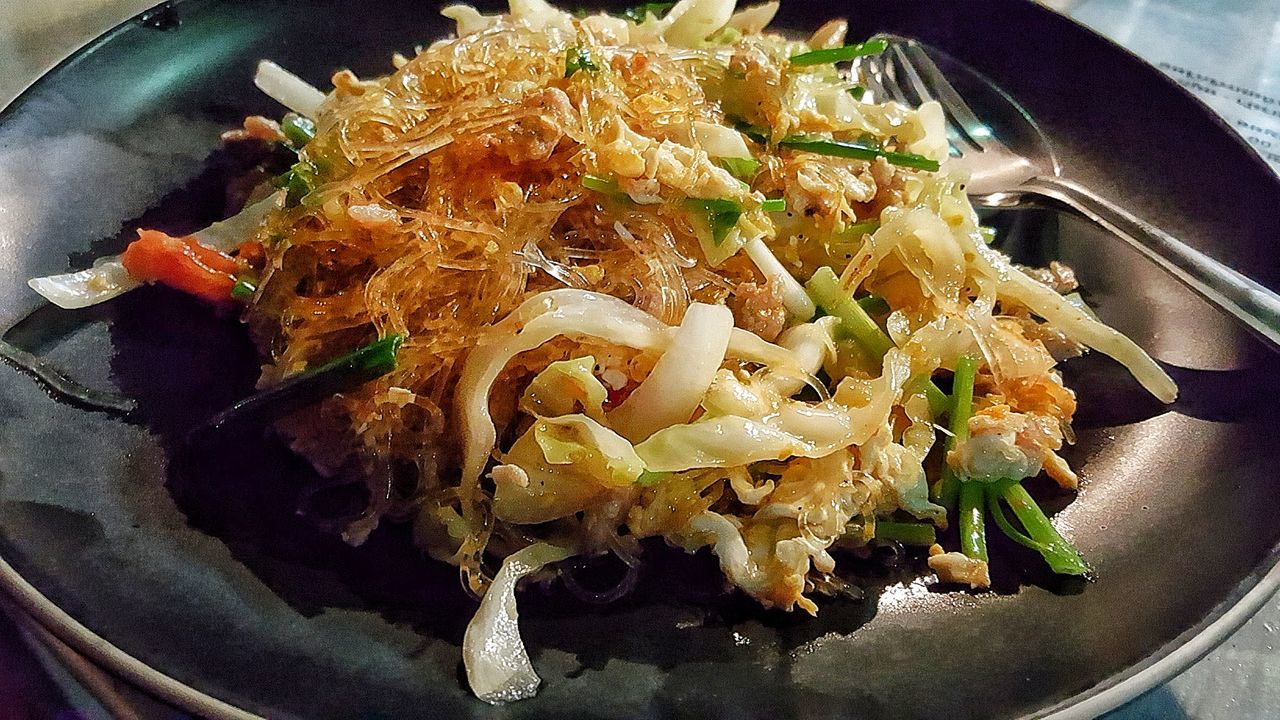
[2,1,1279,718]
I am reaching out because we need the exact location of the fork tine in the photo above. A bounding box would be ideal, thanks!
[885,43,981,157]
[851,54,891,106]
[888,44,930,108]
[895,41,994,152]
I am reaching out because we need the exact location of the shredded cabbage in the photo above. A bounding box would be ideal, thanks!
[254,61,327,118]
[635,349,911,471]
[520,356,608,422]
[609,302,734,441]
[463,542,573,704]
[534,414,645,487]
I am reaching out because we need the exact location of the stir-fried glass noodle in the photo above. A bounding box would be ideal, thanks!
[29,0,1178,703]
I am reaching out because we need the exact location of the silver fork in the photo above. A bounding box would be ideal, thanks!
[854,37,1280,350]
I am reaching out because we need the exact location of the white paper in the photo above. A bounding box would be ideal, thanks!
[1054,0,1280,172]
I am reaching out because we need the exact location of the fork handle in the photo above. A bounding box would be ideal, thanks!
[1021,175,1280,350]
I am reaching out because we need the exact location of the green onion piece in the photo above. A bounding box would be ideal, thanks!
[761,198,786,213]
[855,295,890,316]
[565,46,599,78]
[698,198,741,214]
[281,113,316,149]
[230,277,258,301]
[636,470,670,486]
[686,199,743,246]
[729,118,771,144]
[873,520,936,546]
[789,38,889,67]
[838,220,881,239]
[806,266,894,358]
[273,160,319,207]
[902,374,951,418]
[582,175,637,206]
[848,84,867,101]
[190,334,405,444]
[808,267,948,411]
[312,334,404,380]
[958,481,988,562]
[715,156,760,179]
[778,136,941,172]
[935,355,978,509]
[621,1,675,23]
[708,212,739,245]
[582,174,619,194]
[988,479,1090,576]
[979,226,997,245]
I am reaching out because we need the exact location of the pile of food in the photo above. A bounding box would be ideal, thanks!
[29,0,1177,703]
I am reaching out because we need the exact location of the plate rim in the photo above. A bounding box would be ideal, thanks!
[1,0,1278,718]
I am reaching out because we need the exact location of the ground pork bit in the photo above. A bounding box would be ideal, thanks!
[469,87,576,164]
[726,42,785,130]
[1013,315,1086,361]
[949,404,1075,488]
[928,550,991,588]
[730,280,788,342]
[489,464,530,488]
[331,68,380,97]
[1018,260,1080,294]
[807,19,848,49]
[781,157,877,230]
[220,115,285,143]
[861,157,909,217]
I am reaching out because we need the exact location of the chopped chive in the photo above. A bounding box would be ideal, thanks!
[778,136,940,171]
[281,113,316,149]
[686,199,743,246]
[230,276,258,301]
[806,266,893,357]
[729,118,771,144]
[565,46,598,78]
[935,355,978,509]
[901,374,951,418]
[582,174,635,205]
[715,156,760,179]
[698,198,741,214]
[988,479,1089,576]
[685,198,743,245]
[980,226,997,245]
[636,470,670,486]
[839,220,881,238]
[620,1,675,23]
[959,481,988,562]
[313,333,405,379]
[189,334,405,445]
[807,267,949,411]
[855,294,890,316]
[273,160,319,207]
[761,198,786,213]
[848,84,867,101]
[582,174,619,194]
[789,38,889,67]
[873,520,936,546]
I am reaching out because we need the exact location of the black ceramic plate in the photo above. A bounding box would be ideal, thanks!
[2,1,1279,718]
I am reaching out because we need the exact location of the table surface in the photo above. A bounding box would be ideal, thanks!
[1,1,1278,718]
